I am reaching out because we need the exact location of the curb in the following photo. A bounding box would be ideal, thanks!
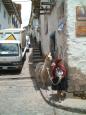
[39,88,86,114]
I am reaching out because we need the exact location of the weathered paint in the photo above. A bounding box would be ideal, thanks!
[66,0,86,91]
[40,0,86,91]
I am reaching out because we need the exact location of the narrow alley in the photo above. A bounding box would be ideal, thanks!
[0,48,85,115]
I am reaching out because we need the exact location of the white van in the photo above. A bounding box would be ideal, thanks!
[0,28,26,71]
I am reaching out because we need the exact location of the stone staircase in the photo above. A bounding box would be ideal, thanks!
[32,47,44,68]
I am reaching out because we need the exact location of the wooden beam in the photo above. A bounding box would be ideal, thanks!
[36,8,51,11]
[39,12,50,15]
[41,2,53,5]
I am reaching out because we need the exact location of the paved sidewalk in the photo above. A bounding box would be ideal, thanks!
[31,46,86,114]
[40,87,86,114]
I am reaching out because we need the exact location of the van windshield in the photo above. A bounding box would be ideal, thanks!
[0,43,19,56]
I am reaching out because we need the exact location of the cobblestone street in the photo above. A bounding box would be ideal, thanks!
[0,48,85,115]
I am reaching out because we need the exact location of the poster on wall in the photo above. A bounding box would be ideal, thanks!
[76,21,86,36]
[76,6,86,21]
[76,6,86,36]
[58,18,64,32]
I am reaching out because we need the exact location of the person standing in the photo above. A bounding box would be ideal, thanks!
[51,58,68,102]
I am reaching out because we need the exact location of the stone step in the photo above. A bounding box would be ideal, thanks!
[33,55,43,59]
[33,58,44,62]
[33,49,40,52]
[33,52,41,55]
[33,47,40,50]
[32,47,44,67]
[33,60,44,65]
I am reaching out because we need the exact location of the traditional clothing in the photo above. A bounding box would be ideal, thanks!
[51,59,68,91]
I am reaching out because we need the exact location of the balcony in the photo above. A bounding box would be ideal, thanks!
[31,0,56,16]
[2,0,22,23]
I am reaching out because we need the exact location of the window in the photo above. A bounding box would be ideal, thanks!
[44,15,48,34]
[76,6,86,36]
[0,24,1,29]
[4,10,6,18]
[8,16,10,24]
[0,3,1,12]
[76,6,86,21]
[0,43,19,56]
[60,1,64,16]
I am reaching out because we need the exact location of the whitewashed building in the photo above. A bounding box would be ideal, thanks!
[31,0,86,92]
[0,0,22,29]
[66,0,86,91]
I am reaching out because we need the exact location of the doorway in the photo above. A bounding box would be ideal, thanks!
[50,31,56,59]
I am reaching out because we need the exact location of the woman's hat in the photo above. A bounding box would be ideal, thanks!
[55,58,62,64]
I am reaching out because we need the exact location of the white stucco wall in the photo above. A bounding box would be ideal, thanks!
[67,0,86,73]
[40,0,64,56]
[39,0,86,91]
[0,2,21,29]
[0,2,10,29]
[40,15,50,55]
[47,0,67,62]
[66,0,86,91]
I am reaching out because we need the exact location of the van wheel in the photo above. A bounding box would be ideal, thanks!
[17,68,22,73]
[24,54,26,61]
